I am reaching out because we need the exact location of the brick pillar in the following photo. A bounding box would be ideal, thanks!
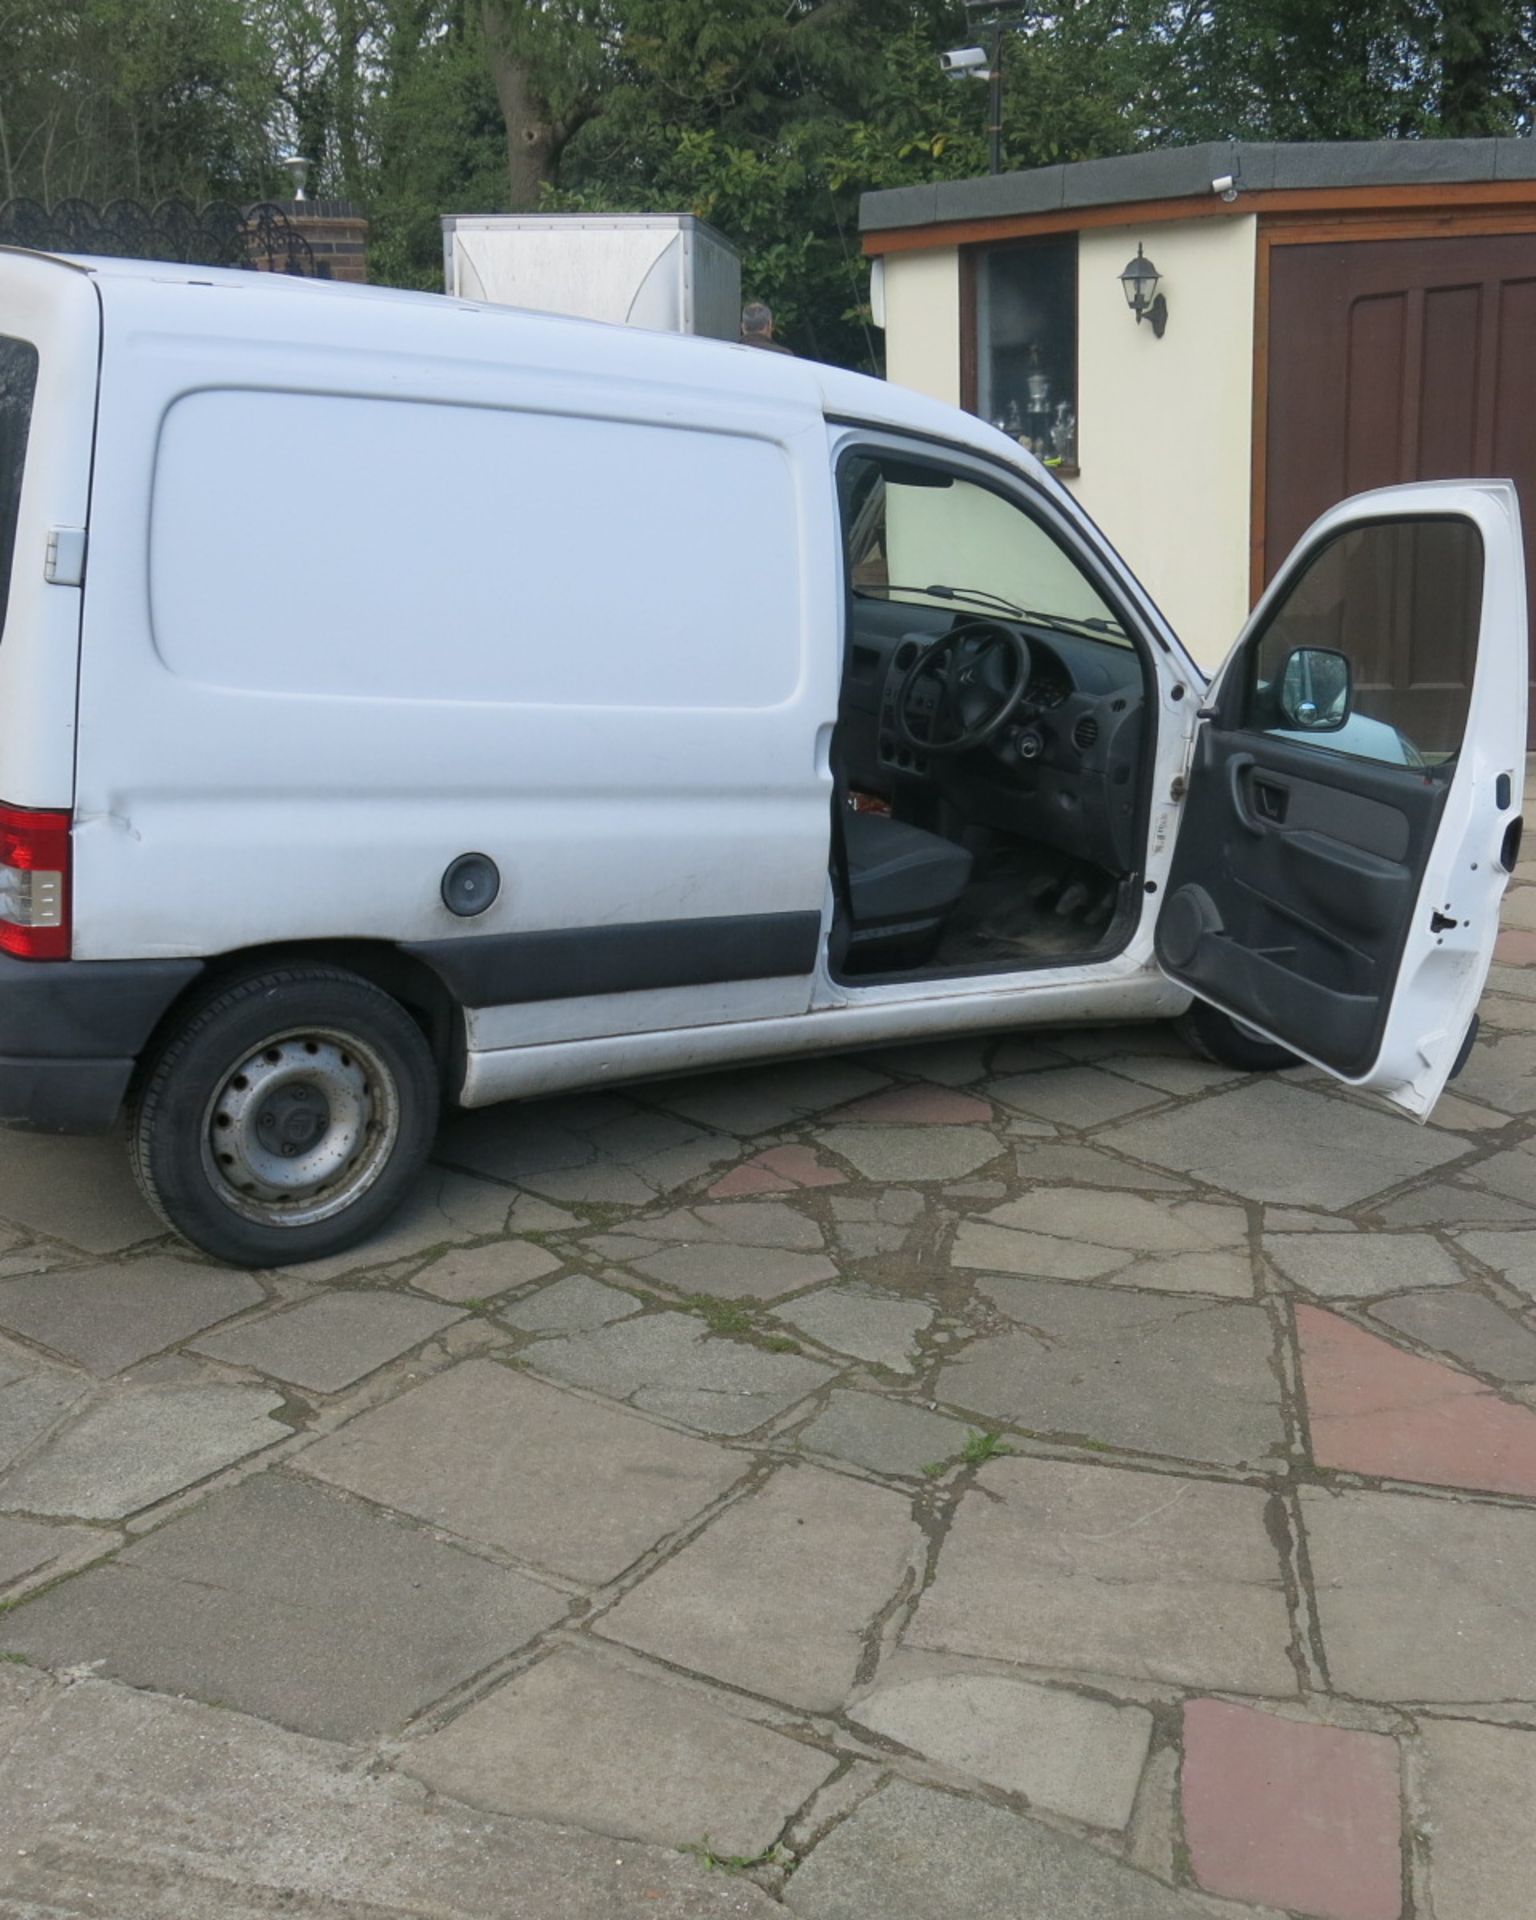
[259,200,370,283]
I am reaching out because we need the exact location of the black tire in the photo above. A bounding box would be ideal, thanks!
[129,965,438,1268]
[1175,998,1301,1074]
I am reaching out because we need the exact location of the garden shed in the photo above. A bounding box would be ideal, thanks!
[860,137,1536,718]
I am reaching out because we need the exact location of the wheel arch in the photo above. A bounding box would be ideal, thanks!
[133,939,467,1109]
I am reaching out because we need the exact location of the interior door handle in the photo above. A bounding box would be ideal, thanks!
[1227,752,1265,834]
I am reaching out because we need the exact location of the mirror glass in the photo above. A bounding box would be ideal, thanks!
[1277,647,1352,731]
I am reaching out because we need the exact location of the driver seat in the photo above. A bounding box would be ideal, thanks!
[843,810,973,963]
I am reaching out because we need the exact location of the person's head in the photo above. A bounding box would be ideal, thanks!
[741,300,774,340]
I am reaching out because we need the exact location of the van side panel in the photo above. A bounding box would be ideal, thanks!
[70,284,841,1043]
[0,251,99,808]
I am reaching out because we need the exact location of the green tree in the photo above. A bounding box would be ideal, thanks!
[0,0,273,204]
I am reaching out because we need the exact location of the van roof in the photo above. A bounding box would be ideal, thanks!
[4,245,1040,480]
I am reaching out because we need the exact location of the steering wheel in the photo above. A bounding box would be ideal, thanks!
[895,620,1031,757]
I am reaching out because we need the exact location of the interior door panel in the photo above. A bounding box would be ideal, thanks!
[1157,482,1527,1116]
[1158,730,1443,1076]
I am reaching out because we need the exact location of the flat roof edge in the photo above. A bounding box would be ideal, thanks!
[860,137,1536,233]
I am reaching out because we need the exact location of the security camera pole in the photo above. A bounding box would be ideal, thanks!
[957,2,1027,175]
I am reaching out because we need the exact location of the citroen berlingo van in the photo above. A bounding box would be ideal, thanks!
[0,246,1524,1265]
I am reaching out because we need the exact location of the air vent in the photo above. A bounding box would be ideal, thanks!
[894,640,921,669]
[1073,714,1100,751]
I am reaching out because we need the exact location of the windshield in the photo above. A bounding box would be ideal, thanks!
[0,334,39,646]
[847,460,1129,647]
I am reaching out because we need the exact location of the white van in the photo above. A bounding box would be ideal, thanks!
[0,247,1525,1266]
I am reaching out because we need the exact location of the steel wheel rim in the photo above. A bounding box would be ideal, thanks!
[200,1026,401,1229]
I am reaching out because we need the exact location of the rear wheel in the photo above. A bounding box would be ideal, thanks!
[1175,998,1300,1074]
[130,966,438,1267]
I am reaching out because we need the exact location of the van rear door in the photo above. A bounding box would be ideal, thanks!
[0,249,100,814]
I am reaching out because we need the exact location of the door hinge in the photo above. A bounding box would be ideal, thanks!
[44,527,87,587]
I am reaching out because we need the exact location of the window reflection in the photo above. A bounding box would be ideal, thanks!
[974,235,1077,470]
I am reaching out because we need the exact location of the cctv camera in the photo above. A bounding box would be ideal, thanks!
[940,46,990,74]
[1211,174,1239,202]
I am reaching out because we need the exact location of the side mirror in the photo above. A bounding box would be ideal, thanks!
[1278,647,1352,731]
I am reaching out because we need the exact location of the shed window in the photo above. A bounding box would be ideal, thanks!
[972,235,1077,470]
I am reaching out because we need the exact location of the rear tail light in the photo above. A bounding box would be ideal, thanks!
[0,805,71,959]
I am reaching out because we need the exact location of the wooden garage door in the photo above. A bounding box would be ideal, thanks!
[1264,231,1536,732]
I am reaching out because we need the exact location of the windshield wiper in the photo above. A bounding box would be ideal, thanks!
[868,582,1126,641]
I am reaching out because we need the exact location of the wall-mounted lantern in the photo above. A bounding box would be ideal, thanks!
[1118,244,1167,338]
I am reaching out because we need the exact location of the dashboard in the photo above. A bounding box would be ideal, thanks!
[840,596,1149,876]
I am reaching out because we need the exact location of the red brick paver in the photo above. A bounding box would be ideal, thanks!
[1182,1699,1401,1919]
[1297,1303,1536,1496]
[707,1144,847,1198]
[1494,927,1536,965]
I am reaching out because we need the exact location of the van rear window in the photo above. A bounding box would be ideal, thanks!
[0,334,40,645]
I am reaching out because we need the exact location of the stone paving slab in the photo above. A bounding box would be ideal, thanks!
[0,1383,288,1519]
[940,1284,1285,1469]
[0,1668,778,1919]
[599,1465,922,1710]
[988,1065,1166,1128]
[0,1475,567,1741]
[300,1359,744,1583]
[0,1516,105,1592]
[413,1237,565,1302]
[498,1274,640,1332]
[1376,1180,1536,1227]
[282,1166,523,1282]
[1368,1287,1536,1384]
[1445,1149,1536,1208]
[709,1143,848,1197]
[849,1667,1153,1829]
[1451,1033,1536,1113]
[783,1778,1214,1919]
[797,1391,968,1479]
[0,1366,90,1475]
[628,1242,839,1302]
[815,1125,1004,1183]
[1011,1140,1191,1191]
[908,1457,1295,1694]
[1264,1230,1465,1299]
[649,1061,891,1135]
[438,1098,737,1204]
[864,1038,993,1085]
[625,1202,827,1251]
[0,1260,264,1377]
[523,1311,833,1436]
[952,1189,1252,1297]
[404,1647,837,1856]
[1419,1717,1536,1920]
[1454,1226,1536,1297]
[0,1131,160,1254]
[771,1288,932,1373]
[1301,1485,1536,1701]
[190,1290,463,1391]
[1100,1081,1464,1209]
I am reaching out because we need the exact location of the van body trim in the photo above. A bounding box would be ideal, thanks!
[404,910,823,1010]
[0,954,202,1057]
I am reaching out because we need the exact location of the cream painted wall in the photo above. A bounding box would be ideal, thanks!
[874,215,1259,670]
[1066,217,1257,667]
[878,250,961,407]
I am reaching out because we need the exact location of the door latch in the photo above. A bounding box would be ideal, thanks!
[44,527,87,587]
